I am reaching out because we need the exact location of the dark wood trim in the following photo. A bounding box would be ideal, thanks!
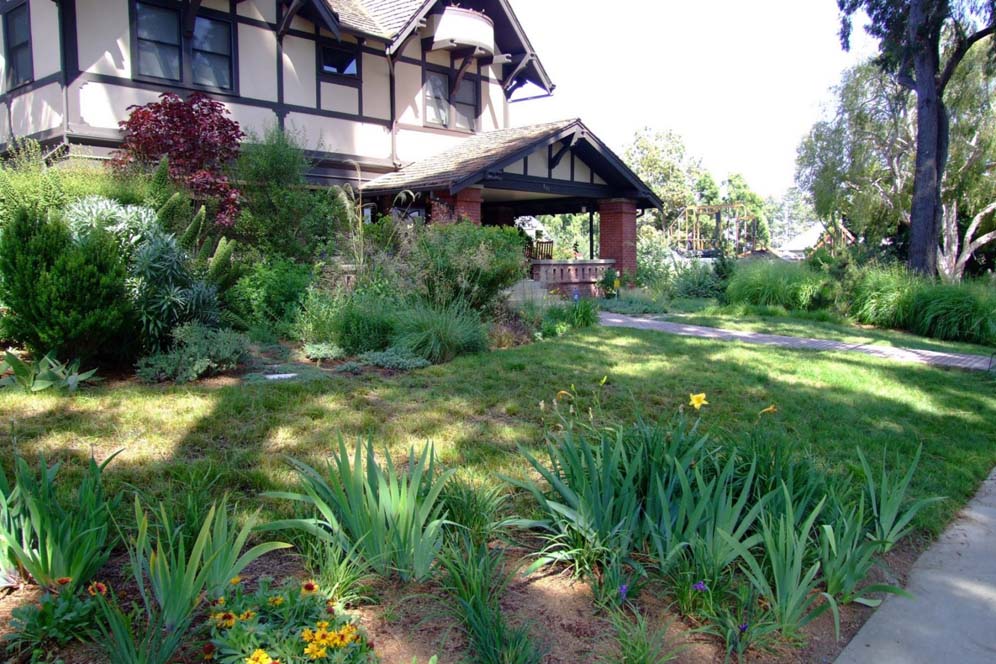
[0,71,62,104]
[482,173,621,199]
[276,0,305,37]
[75,71,391,128]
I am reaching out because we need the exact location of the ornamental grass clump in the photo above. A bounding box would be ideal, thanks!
[0,453,120,594]
[726,260,830,311]
[393,300,488,364]
[267,438,453,582]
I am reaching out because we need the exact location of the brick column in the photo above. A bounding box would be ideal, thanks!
[428,187,483,225]
[598,198,637,276]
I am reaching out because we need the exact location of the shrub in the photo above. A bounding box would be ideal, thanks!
[393,301,488,364]
[600,268,621,297]
[908,281,996,344]
[540,299,599,337]
[405,222,526,311]
[137,323,249,383]
[726,260,830,311]
[358,348,432,371]
[233,126,346,259]
[267,438,453,582]
[227,259,313,336]
[294,287,342,344]
[303,342,345,362]
[330,292,396,354]
[849,264,923,329]
[636,226,679,286]
[674,261,723,298]
[0,351,99,394]
[0,454,120,594]
[0,208,133,360]
[63,195,160,259]
[113,92,243,226]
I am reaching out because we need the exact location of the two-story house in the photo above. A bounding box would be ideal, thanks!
[0,0,661,278]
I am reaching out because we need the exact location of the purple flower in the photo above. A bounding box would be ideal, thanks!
[739,622,749,633]
[618,584,629,601]
[692,580,708,593]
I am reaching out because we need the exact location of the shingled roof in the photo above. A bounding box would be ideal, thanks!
[363,120,577,193]
[324,0,426,39]
[362,119,662,210]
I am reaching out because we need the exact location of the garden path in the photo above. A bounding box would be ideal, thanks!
[835,468,996,663]
[599,312,994,371]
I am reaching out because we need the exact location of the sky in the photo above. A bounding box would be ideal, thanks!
[509,0,878,200]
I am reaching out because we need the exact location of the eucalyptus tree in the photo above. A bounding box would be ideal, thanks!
[838,0,996,274]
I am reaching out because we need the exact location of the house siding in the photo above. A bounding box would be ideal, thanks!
[0,0,513,182]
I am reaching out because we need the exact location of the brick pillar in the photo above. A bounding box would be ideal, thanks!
[428,187,483,225]
[598,198,637,276]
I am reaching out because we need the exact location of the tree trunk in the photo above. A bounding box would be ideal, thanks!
[908,0,947,276]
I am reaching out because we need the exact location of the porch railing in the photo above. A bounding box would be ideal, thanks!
[530,259,616,297]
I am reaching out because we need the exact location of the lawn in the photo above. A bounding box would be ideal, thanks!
[657,299,996,357]
[3,325,994,537]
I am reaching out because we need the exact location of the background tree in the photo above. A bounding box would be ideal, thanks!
[724,173,771,249]
[839,0,996,274]
[767,187,819,247]
[624,128,698,228]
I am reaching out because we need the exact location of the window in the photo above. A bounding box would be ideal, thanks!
[191,16,232,88]
[4,3,33,90]
[133,2,233,91]
[136,3,181,81]
[424,70,477,131]
[320,45,357,77]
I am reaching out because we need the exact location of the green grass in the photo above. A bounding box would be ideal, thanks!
[2,327,995,537]
[661,300,996,356]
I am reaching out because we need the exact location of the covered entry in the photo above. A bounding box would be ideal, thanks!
[362,119,662,291]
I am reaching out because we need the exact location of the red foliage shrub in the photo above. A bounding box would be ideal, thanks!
[113,92,245,226]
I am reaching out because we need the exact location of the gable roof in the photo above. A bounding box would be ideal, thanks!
[321,0,553,93]
[362,119,663,210]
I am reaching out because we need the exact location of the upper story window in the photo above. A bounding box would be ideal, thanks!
[424,70,477,132]
[3,2,33,91]
[320,44,357,78]
[133,1,234,92]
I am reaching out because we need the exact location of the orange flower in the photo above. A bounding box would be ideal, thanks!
[56,577,72,586]
[229,575,243,585]
[87,581,108,596]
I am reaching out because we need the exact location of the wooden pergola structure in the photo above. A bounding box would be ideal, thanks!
[668,203,759,255]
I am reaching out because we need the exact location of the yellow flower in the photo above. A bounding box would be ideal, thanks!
[301,580,318,595]
[301,628,315,643]
[689,393,708,410]
[239,609,256,621]
[316,621,330,630]
[268,595,285,607]
[229,576,243,586]
[303,642,328,660]
[555,390,572,401]
[245,649,273,664]
[212,611,238,629]
[759,404,778,416]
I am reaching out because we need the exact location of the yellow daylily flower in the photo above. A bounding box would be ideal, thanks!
[759,404,778,416]
[689,393,708,410]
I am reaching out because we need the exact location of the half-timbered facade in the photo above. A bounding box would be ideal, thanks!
[0,0,660,274]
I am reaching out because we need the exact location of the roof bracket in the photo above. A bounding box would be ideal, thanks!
[277,0,307,38]
[451,53,475,95]
[549,132,579,170]
[502,53,532,93]
[278,0,340,40]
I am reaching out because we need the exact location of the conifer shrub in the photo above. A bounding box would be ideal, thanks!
[0,208,132,360]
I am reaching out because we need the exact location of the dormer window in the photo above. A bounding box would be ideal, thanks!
[132,1,234,92]
[424,71,478,132]
[320,44,358,78]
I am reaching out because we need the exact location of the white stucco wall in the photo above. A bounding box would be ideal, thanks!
[282,35,316,107]
[29,0,61,79]
[10,82,64,136]
[239,24,278,102]
[362,52,390,121]
[76,0,130,77]
[285,112,391,159]
[321,82,358,115]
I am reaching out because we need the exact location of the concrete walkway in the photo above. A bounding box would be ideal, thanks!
[599,312,994,371]
[835,469,996,663]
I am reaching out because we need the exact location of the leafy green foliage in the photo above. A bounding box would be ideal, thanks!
[0,208,133,360]
[405,222,526,311]
[4,591,100,661]
[299,538,373,607]
[303,342,345,362]
[598,609,681,664]
[227,259,313,337]
[726,260,831,311]
[0,351,99,394]
[439,479,509,547]
[674,261,723,298]
[393,301,488,364]
[357,348,431,371]
[909,281,996,344]
[329,292,396,354]
[0,454,120,593]
[294,287,343,344]
[266,439,453,582]
[136,323,248,383]
[540,299,600,338]
[130,230,220,349]
[849,264,922,328]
